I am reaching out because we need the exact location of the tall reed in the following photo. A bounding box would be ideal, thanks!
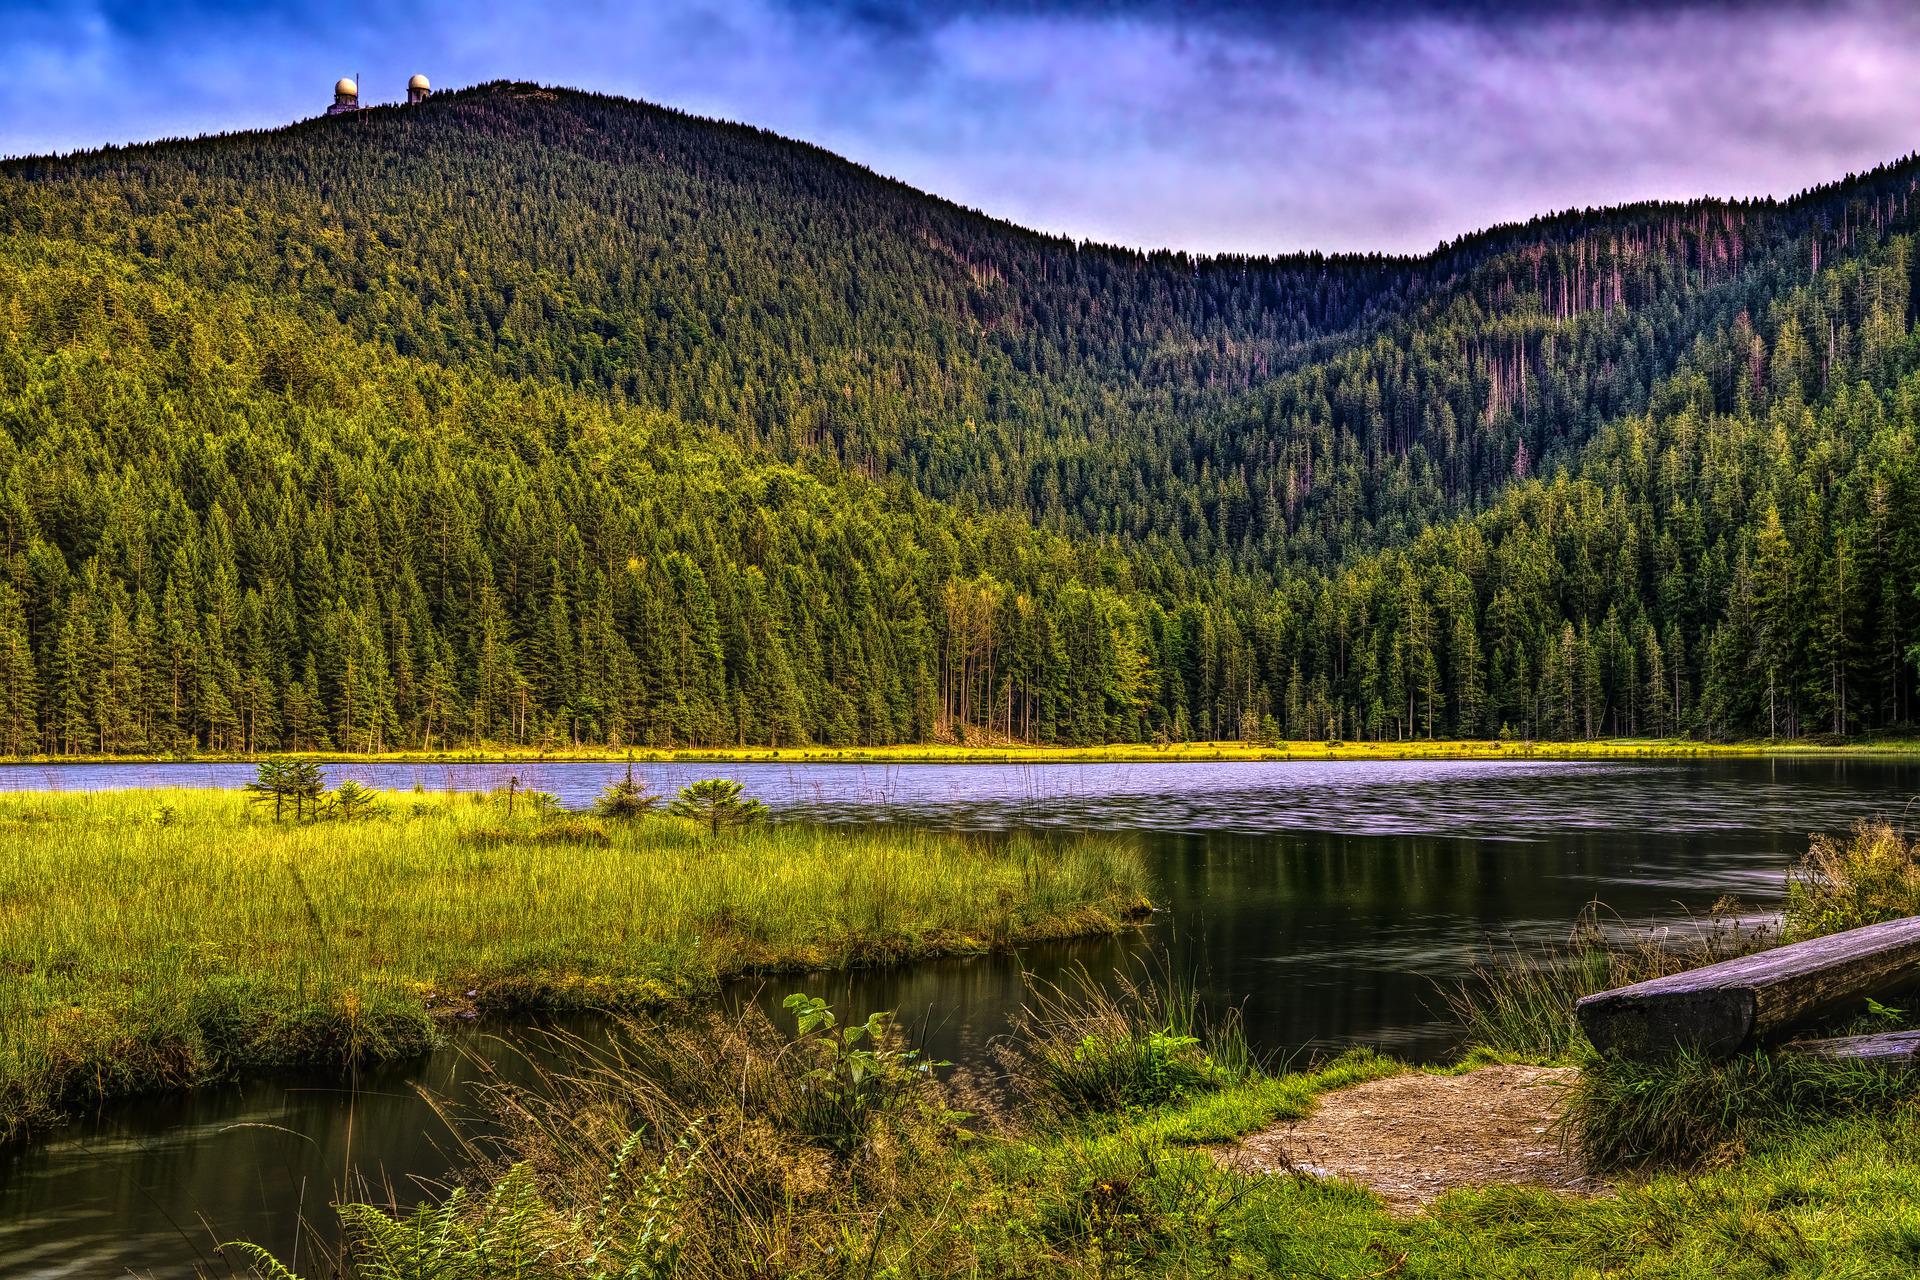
[1784,818,1920,940]
[1443,902,1777,1060]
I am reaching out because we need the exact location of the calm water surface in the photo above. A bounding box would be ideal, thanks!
[2,758,1916,1277]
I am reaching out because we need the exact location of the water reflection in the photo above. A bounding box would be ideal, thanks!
[1,758,1916,1278]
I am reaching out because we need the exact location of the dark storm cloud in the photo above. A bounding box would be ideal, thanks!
[3,0,1916,254]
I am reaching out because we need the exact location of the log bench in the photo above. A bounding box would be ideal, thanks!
[1574,916,1920,1059]
[1784,1030,1920,1068]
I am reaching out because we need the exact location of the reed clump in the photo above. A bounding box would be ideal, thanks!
[1443,902,1778,1061]
[0,788,1150,1141]
[240,967,1307,1279]
[996,960,1256,1120]
[1783,818,1920,940]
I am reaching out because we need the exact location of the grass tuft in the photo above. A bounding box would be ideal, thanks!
[1567,1047,1920,1170]
[995,959,1257,1122]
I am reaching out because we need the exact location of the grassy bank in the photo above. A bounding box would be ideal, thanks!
[253,821,1920,1278]
[9,736,1920,766]
[0,789,1149,1142]
[249,976,1920,1279]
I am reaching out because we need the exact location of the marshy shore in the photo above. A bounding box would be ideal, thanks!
[240,818,1920,1278]
[0,787,1150,1142]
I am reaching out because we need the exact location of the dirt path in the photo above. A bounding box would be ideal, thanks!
[1218,1064,1603,1212]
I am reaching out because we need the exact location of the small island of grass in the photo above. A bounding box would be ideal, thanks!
[0,785,1150,1141]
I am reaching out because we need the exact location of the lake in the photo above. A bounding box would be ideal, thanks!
[1,757,1915,1278]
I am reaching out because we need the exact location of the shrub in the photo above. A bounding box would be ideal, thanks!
[243,759,325,821]
[327,779,383,822]
[1784,819,1920,941]
[782,992,942,1154]
[594,763,661,821]
[667,778,767,836]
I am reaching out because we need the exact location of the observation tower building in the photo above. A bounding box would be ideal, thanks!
[325,77,358,115]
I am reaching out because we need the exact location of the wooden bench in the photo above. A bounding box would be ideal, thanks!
[1785,1030,1920,1068]
[1574,916,1920,1058]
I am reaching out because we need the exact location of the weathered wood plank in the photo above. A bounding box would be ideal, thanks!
[1784,1030,1920,1068]
[1574,916,1920,1058]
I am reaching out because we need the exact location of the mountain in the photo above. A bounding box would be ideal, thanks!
[0,81,1916,751]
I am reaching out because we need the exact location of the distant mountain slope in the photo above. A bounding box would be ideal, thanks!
[8,83,1917,575]
[0,83,1917,750]
[0,239,1177,751]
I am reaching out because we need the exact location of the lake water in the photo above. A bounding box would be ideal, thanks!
[1,757,1916,1278]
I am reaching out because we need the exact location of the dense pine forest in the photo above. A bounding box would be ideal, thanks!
[1,81,1917,752]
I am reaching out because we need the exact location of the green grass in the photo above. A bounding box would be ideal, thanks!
[252,1000,1920,1280]
[0,788,1150,1141]
[954,1089,1920,1279]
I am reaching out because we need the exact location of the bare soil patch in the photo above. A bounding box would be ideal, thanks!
[1218,1064,1604,1212]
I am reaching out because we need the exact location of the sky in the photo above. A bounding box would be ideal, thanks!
[5,0,1920,256]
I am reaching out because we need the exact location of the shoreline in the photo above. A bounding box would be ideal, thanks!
[2,737,1917,767]
[2,911,1151,1149]
[0,790,1151,1143]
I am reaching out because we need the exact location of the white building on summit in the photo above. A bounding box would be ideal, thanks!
[323,75,430,117]
[325,77,358,115]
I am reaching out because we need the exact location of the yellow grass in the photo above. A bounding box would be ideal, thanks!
[9,737,1918,766]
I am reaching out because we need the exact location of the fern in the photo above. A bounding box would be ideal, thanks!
[218,1242,306,1280]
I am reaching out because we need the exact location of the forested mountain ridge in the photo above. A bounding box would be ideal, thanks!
[0,238,1160,752]
[0,82,1917,751]
[9,83,1920,573]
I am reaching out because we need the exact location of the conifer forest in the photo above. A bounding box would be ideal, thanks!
[3,82,1919,753]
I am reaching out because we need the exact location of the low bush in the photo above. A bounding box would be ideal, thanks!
[667,777,768,836]
[1784,818,1920,940]
[594,763,661,820]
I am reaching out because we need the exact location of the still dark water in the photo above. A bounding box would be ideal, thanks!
[2,758,1916,1277]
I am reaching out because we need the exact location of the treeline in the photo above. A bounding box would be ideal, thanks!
[0,244,1174,752]
[1147,239,1920,742]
